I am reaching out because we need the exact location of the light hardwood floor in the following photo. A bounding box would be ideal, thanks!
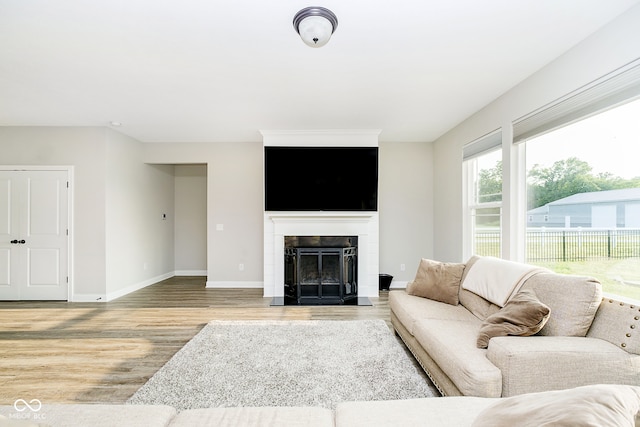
[0,277,405,405]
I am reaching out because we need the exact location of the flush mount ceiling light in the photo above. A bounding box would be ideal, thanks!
[293,6,338,48]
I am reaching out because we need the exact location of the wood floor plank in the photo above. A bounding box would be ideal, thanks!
[0,277,406,405]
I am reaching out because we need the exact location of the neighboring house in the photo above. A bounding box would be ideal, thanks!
[527,188,640,228]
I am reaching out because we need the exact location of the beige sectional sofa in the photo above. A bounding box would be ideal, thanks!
[391,255,640,398]
[5,255,640,426]
[3,384,640,426]
[0,400,485,427]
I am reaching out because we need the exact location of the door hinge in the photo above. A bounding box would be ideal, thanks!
[66,276,69,283]
[66,229,69,236]
[67,181,69,188]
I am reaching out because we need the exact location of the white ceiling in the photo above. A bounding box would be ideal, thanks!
[1,0,639,143]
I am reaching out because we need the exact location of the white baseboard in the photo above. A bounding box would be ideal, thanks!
[105,272,175,302]
[206,281,264,289]
[71,293,108,302]
[174,270,207,276]
[390,280,408,289]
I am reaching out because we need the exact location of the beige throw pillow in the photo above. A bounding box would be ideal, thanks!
[471,384,640,427]
[476,288,550,348]
[406,258,465,306]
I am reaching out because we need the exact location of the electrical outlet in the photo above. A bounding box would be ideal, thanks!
[239,263,245,271]
[400,263,406,271]
[216,224,224,231]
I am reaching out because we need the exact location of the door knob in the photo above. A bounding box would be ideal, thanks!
[10,239,18,244]
[10,239,25,244]
[19,240,26,244]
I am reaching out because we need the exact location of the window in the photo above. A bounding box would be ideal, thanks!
[522,96,640,300]
[463,131,502,259]
[463,60,640,302]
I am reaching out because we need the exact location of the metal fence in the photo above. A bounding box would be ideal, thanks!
[475,228,640,261]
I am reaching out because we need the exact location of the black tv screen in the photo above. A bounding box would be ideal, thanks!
[265,146,378,211]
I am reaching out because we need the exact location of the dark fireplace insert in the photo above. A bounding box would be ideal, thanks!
[284,236,358,305]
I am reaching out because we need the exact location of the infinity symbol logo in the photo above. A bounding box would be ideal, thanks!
[13,399,42,412]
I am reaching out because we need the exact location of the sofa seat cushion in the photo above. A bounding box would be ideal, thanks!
[522,273,601,337]
[335,396,497,427]
[0,404,176,427]
[390,291,479,335]
[413,318,502,397]
[169,407,334,427]
[486,335,640,396]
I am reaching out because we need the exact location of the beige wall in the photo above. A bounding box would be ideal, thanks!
[144,140,435,287]
[174,165,207,274]
[0,127,177,300]
[0,127,108,298]
[105,130,175,298]
[432,3,640,262]
[143,142,264,286]
[378,141,433,283]
[207,142,263,285]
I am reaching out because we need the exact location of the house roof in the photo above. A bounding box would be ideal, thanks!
[1,1,639,143]
[549,188,640,205]
[527,205,549,215]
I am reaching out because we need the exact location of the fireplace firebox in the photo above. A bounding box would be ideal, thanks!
[284,236,357,305]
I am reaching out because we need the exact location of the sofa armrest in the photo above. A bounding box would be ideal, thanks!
[486,336,640,397]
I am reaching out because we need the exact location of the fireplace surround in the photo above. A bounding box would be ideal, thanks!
[263,212,379,301]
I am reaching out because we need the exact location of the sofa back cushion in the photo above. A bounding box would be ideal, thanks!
[521,273,601,337]
[459,257,501,321]
[459,288,501,321]
[461,256,548,307]
[406,258,466,305]
[587,297,640,355]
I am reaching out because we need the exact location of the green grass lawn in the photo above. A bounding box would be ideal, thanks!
[533,258,640,301]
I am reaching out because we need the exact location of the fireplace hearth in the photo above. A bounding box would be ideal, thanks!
[284,236,358,305]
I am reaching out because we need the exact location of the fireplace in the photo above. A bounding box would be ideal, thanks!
[263,212,379,302]
[284,236,357,305]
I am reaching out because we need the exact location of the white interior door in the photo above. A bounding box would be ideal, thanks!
[0,170,69,300]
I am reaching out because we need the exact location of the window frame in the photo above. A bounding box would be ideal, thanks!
[462,129,503,261]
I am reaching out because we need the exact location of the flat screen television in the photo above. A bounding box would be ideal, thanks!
[264,146,378,211]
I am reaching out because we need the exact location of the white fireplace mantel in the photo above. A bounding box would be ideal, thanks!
[263,212,379,298]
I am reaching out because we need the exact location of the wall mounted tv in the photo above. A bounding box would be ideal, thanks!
[264,146,378,212]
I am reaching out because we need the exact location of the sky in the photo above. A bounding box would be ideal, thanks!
[526,97,640,179]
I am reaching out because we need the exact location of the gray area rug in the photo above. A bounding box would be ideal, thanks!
[127,319,435,410]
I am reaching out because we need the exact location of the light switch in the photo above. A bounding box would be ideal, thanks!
[216,224,224,231]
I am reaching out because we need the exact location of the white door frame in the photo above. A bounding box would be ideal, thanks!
[0,166,74,301]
